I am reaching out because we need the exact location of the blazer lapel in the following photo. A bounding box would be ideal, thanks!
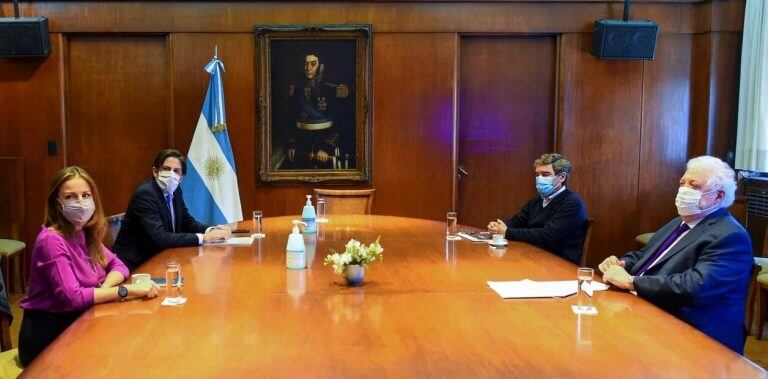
[171,194,180,232]
[630,219,680,274]
[643,209,726,271]
[152,180,174,230]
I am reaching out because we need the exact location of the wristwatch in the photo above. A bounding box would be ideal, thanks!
[118,285,129,301]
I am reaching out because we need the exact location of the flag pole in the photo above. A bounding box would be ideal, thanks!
[214,45,218,59]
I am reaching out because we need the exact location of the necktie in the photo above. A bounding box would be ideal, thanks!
[165,194,176,232]
[636,223,690,276]
[542,196,551,207]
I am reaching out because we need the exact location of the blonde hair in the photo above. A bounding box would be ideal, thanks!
[686,156,737,208]
[44,166,108,267]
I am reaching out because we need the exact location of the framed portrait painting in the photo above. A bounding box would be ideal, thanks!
[256,24,372,183]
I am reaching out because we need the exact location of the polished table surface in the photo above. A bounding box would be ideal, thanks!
[24,215,767,378]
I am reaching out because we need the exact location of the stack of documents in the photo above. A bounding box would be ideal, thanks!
[487,279,609,299]
[204,237,254,246]
[458,231,492,242]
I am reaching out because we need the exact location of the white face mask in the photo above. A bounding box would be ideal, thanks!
[59,198,96,228]
[156,170,181,195]
[675,186,719,216]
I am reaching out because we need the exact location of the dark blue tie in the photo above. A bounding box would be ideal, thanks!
[165,194,176,232]
[636,223,690,276]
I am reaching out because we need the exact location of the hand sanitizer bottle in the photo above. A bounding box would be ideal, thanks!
[286,220,307,270]
[301,195,317,234]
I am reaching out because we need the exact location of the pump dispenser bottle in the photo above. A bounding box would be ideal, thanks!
[286,220,307,269]
[301,195,317,234]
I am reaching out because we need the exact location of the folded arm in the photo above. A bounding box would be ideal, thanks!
[134,195,200,248]
[504,200,584,247]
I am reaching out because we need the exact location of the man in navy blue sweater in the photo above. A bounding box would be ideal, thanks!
[487,153,588,265]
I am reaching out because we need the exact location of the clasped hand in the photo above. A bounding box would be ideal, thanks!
[599,255,635,290]
[203,225,232,244]
[487,219,508,235]
[126,281,160,299]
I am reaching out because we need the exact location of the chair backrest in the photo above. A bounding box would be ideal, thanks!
[746,263,761,334]
[105,213,125,248]
[0,157,24,241]
[580,218,595,267]
[313,189,375,215]
[0,312,10,352]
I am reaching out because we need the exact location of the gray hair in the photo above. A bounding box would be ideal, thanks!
[686,156,737,208]
[534,153,572,180]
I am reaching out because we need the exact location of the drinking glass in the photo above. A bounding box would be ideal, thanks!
[576,267,594,312]
[576,314,592,347]
[445,238,458,263]
[165,262,184,304]
[316,199,328,223]
[446,212,460,240]
[252,210,265,239]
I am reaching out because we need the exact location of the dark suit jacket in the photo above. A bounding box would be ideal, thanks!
[113,179,209,270]
[621,208,753,354]
[0,268,11,324]
[504,188,587,265]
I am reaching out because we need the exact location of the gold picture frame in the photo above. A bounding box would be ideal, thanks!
[256,24,372,183]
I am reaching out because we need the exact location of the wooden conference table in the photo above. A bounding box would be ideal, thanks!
[24,215,767,378]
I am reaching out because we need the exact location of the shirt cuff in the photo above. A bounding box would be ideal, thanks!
[84,287,95,308]
[197,233,203,245]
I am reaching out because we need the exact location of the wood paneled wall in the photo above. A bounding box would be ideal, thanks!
[372,33,456,219]
[66,35,171,215]
[560,33,645,262]
[0,34,65,245]
[637,33,694,235]
[0,0,745,268]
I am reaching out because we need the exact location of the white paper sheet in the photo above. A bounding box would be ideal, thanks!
[582,280,610,297]
[204,237,254,246]
[161,297,187,306]
[487,279,577,298]
[571,305,598,315]
[487,279,609,299]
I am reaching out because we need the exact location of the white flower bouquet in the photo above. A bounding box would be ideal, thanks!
[324,237,384,276]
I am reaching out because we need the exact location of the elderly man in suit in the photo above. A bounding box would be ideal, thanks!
[113,149,230,270]
[599,155,753,354]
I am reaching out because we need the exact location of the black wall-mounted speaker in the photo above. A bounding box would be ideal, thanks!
[591,19,659,60]
[0,17,51,58]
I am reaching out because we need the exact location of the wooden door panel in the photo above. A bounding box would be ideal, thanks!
[458,35,556,229]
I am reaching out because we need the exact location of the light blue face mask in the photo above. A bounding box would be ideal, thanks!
[535,175,556,195]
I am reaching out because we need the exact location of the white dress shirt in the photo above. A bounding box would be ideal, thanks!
[542,186,566,208]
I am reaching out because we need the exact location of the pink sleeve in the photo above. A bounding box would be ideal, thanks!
[102,245,130,278]
[35,234,95,310]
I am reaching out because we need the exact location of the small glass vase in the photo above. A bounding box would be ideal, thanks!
[345,264,365,286]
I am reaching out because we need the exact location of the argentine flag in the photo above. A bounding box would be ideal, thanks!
[180,53,243,225]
